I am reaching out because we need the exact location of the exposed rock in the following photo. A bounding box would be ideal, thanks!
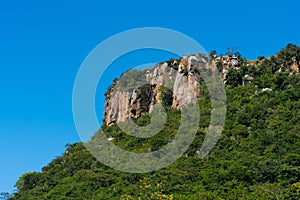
[243,75,253,85]
[213,55,241,84]
[103,55,203,126]
[103,48,300,126]
[172,56,201,109]
[291,56,299,73]
[104,89,132,126]
[262,88,272,92]
[179,57,188,72]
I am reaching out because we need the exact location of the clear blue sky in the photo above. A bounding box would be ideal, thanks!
[1,0,300,194]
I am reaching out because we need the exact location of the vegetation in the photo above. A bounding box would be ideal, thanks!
[7,44,300,199]
[166,58,180,71]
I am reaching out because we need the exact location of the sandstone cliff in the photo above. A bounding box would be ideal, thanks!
[291,56,300,73]
[103,55,206,126]
[103,50,299,126]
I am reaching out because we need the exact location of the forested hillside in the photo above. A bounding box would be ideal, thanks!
[7,44,300,199]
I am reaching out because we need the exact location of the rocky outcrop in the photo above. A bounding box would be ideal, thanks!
[213,55,240,84]
[291,56,300,73]
[172,56,201,109]
[103,55,204,126]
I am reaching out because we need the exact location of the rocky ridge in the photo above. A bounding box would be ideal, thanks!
[103,49,300,126]
[103,55,208,126]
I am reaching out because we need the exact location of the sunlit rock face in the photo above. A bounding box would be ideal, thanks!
[103,55,206,126]
[291,56,300,73]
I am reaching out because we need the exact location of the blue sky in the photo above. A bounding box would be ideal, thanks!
[1,0,300,194]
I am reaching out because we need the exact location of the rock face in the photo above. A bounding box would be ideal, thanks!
[172,56,202,109]
[291,56,300,73]
[213,55,240,84]
[103,55,204,126]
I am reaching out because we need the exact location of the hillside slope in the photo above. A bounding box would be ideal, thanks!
[8,44,300,200]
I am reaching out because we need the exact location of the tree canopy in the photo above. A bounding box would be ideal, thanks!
[8,44,300,200]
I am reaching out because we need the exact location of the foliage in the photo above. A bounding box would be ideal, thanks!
[158,85,173,107]
[8,44,300,200]
[167,58,180,70]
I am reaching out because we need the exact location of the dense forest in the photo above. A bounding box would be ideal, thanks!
[5,44,300,199]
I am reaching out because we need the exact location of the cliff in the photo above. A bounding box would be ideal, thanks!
[103,55,206,126]
[10,44,300,200]
[103,44,300,126]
